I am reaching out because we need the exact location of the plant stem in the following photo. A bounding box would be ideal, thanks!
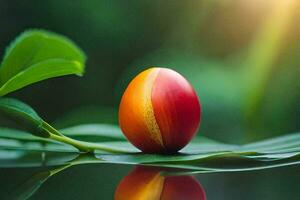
[42,121,65,137]
[42,121,127,153]
[49,133,92,152]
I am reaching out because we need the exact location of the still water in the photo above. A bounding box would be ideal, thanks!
[0,153,299,200]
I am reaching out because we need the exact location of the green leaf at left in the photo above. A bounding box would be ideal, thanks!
[0,98,48,137]
[0,29,86,96]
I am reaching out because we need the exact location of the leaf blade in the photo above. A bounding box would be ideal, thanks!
[0,29,86,95]
[0,98,51,137]
[0,59,83,96]
[60,123,126,141]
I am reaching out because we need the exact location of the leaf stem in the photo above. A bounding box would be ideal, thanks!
[42,121,65,137]
[48,133,92,152]
[42,121,128,153]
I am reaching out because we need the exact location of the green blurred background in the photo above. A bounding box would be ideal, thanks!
[1,1,300,199]
[0,0,299,144]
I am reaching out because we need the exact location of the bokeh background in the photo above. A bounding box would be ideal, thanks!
[1,0,299,143]
[0,1,300,199]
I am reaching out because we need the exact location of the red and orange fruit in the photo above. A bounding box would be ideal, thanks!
[119,67,201,153]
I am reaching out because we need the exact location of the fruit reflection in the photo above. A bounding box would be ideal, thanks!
[115,166,206,200]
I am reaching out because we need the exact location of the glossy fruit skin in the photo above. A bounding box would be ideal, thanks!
[119,67,201,153]
[114,166,206,200]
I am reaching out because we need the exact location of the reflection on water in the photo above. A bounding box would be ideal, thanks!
[6,165,68,200]
[115,166,206,200]
[3,153,100,200]
[2,153,206,200]
[1,152,300,199]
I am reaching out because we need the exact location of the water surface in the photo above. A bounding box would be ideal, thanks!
[1,156,299,200]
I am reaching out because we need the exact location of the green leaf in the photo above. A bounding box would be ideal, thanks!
[0,97,299,172]
[0,59,83,96]
[0,98,48,137]
[0,29,86,96]
[0,127,50,142]
[240,132,300,152]
[0,124,125,143]
[0,97,114,152]
[60,124,126,141]
[0,138,76,153]
[1,130,300,173]
[0,151,78,168]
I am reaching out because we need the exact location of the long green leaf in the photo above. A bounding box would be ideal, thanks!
[0,97,127,152]
[60,124,126,141]
[0,146,300,174]
[0,98,48,137]
[0,29,86,96]
[0,124,126,143]
[1,132,300,168]
[0,138,76,153]
[0,59,83,96]
[0,97,299,172]
[0,128,50,142]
